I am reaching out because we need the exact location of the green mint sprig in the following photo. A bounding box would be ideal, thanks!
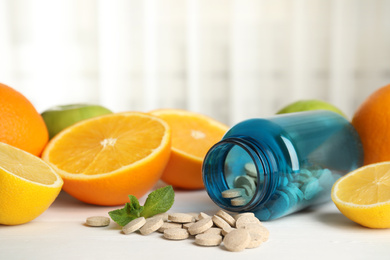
[108,185,175,226]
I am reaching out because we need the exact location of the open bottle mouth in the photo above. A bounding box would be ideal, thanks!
[202,137,276,213]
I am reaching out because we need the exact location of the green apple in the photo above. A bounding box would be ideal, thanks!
[276,99,347,118]
[41,104,113,139]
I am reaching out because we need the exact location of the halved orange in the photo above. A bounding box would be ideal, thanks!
[149,109,229,189]
[331,162,390,228]
[42,112,171,206]
[0,142,63,225]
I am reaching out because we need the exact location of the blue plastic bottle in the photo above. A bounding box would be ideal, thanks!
[202,110,364,220]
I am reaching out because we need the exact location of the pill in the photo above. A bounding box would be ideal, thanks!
[299,168,312,178]
[287,183,304,201]
[279,186,299,207]
[212,215,231,230]
[301,177,320,200]
[139,217,164,235]
[234,175,256,194]
[255,208,271,221]
[233,212,255,220]
[183,222,195,230]
[157,222,182,233]
[246,232,263,249]
[221,226,235,236]
[198,212,211,220]
[223,229,251,252]
[230,196,249,206]
[202,227,222,235]
[163,228,189,240]
[168,213,194,223]
[122,217,146,235]
[85,216,110,227]
[268,191,290,217]
[241,184,255,197]
[235,215,261,228]
[222,188,245,198]
[195,233,223,247]
[316,168,334,188]
[188,217,213,235]
[216,210,236,226]
[244,162,257,178]
[151,212,169,221]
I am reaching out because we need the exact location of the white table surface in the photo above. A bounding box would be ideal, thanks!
[1,186,389,260]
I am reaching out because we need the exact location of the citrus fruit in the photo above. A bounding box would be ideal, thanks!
[41,104,112,139]
[331,162,390,228]
[0,83,48,156]
[352,84,390,165]
[0,142,63,225]
[149,109,229,190]
[276,99,347,118]
[41,112,171,206]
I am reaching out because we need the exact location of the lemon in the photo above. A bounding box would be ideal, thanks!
[0,142,63,225]
[331,162,390,228]
[41,104,112,139]
[276,99,347,118]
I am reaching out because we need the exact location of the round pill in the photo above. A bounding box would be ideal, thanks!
[183,222,194,230]
[188,217,213,235]
[212,215,231,230]
[195,233,223,247]
[234,175,256,194]
[301,177,320,200]
[122,217,146,235]
[234,212,255,220]
[168,213,194,223]
[223,229,251,252]
[198,212,211,220]
[139,217,164,235]
[246,232,263,249]
[287,183,304,201]
[222,188,245,198]
[221,226,235,236]
[280,186,299,207]
[235,215,261,228]
[163,228,189,240]
[268,191,290,218]
[256,207,271,221]
[85,216,110,227]
[157,222,182,233]
[230,196,249,206]
[316,168,334,188]
[244,162,257,178]
[202,227,222,235]
[216,210,236,226]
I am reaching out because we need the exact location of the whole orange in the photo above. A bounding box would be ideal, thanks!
[0,83,48,156]
[352,84,390,165]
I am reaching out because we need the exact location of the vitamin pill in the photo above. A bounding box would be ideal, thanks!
[221,188,245,198]
[122,217,146,235]
[183,222,194,230]
[216,210,236,227]
[212,215,231,230]
[301,177,320,200]
[234,212,255,221]
[235,215,261,229]
[139,217,164,235]
[234,176,256,195]
[157,222,182,233]
[163,228,189,240]
[230,196,249,206]
[188,217,213,235]
[202,227,222,235]
[168,213,194,223]
[244,162,257,178]
[195,233,223,247]
[223,229,251,252]
[198,212,210,220]
[151,212,169,221]
[85,216,110,227]
[246,232,263,249]
[221,226,235,236]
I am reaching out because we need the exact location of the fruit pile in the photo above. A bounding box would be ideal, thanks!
[1,81,390,229]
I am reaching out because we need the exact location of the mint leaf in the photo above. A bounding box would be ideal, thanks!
[141,185,175,218]
[108,186,175,226]
[108,195,144,226]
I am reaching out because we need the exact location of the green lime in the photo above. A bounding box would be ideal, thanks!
[276,99,347,118]
[41,104,113,139]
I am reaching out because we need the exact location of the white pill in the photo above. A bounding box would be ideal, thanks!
[221,188,245,198]
[168,213,194,223]
[122,217,146,235]
[244,162,257,178]
[86,216,110,227]
[216,210,236,227]
[234,175,256,194]
[195,233,223,247]
[223,229,251,252]
[163,228,189,240]
[188,217,213,235]
[139,217,164,235]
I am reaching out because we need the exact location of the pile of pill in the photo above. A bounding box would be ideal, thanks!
[222,162,340,220]
[86,210,269,252]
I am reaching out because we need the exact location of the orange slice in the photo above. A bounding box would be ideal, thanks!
[42,112,171,206]
[0,142,63,225]
[331,162,390,228]
[150,109,229,189]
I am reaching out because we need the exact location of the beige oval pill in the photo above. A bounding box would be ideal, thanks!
[216,210,236,226]
[157,222,182,233]
[202,227,222,235]
[86,216,110,227]
[235,215,261,228]
[168,213,194,223]
[221,188,245,198]
[195,233,223,247]
[198,212,210,220]
[221,226,235,236]
[212,215,231,230]
[139,217,164,235]
[188,217,213,235]
[122,217,146,235]
[163,228,189,240]
[234,212,255,220]
[223,229,251,252]
[246,232,263,249]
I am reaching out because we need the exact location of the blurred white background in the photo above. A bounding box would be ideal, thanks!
[0,0,389,125]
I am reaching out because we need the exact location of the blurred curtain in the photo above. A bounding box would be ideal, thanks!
[1,0,390,125]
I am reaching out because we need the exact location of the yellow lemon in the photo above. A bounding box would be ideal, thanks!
[277,99,347,118]
[331,162,390,228]
[0,142,63,225]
